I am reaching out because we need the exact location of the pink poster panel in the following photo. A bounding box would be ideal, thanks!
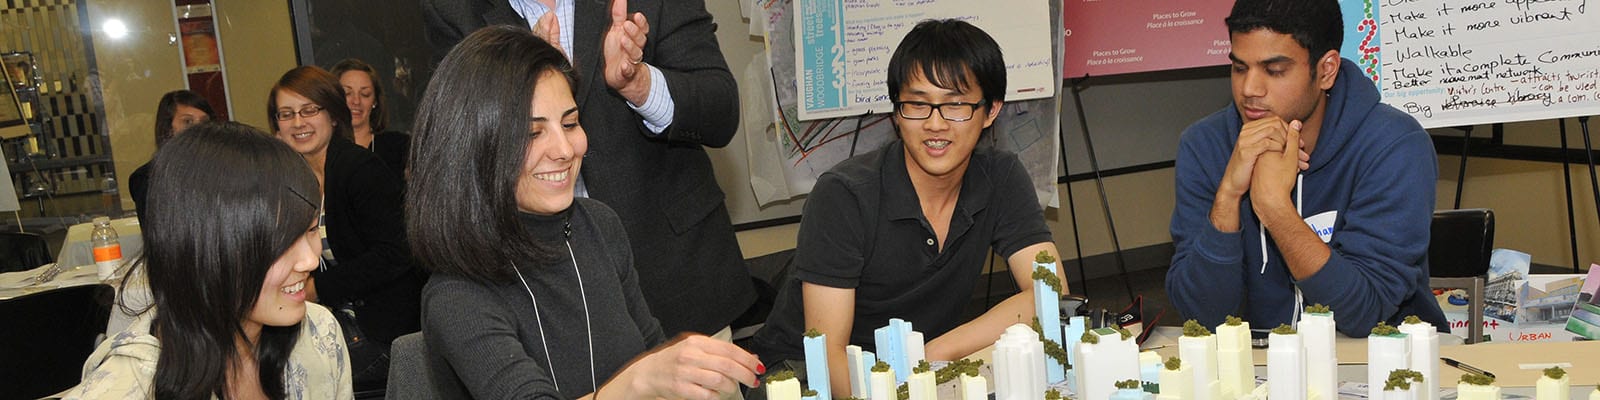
[1064,0,1234,77]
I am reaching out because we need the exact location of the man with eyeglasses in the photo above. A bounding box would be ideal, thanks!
[751,19,1062,395]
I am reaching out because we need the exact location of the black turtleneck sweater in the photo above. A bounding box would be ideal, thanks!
[422,198,665,399]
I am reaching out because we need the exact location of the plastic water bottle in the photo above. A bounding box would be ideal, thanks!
[91,216,123,280]
[101,175,120,217]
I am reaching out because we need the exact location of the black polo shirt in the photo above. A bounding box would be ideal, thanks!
[752,140,1053,363]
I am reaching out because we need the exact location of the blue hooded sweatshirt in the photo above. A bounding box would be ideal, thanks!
[1167,59,1449,337]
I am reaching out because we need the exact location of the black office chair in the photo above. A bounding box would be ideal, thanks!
[0,231,54,274]
[1427,208,1494,343]
[0,284,114,400]
[385,332,441,400]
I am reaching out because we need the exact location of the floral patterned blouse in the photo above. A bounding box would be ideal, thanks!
[61,303,353,399]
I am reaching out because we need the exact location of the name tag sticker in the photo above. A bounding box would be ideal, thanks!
[1304,210,1338,243]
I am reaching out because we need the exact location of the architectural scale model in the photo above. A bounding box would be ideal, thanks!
[845,345,876,398]
[1158,357,1193,400]
[1536,367,1569,400]
[1457,373,1502,400]
[868,361,895,400]
[1178,320,1222,400]
[1398,316,1439,400]
[1300,305,1337,400]
[1381,369,1424,400]
[1075,326,1142,400]
[1368,322,1412,400]
[803,329,832,400]
[1033,251,1065,384]
[994,324,1047,400]
[906,361,937,400]
[874,318,925,383]
[1215,315,1256,398]
[1267,324,1307,400]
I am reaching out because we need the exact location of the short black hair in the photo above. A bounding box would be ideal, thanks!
[1225,0,1343,62]
[407,25,579,283]
[154,90,215,147]
[886,19,1006,107]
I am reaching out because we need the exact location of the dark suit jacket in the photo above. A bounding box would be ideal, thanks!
[421,0,754,334]
[320,136,424,344]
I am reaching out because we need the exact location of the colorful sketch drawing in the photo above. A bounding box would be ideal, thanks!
[1340,0,1381,86]
[756,0,1058,205]
[1564,266,1600,339]
[763,0,894,195]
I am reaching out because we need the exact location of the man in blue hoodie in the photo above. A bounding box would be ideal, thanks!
[1167,0,1449,337]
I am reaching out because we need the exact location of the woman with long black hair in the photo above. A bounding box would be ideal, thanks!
[409,26,760,399]
[65,121,351,399]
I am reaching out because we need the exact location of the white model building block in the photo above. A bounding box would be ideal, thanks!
[906,331,925,367]
[907,370,937,400]
[869,367,895,400]
[959,373,988,400]
[994,324,1047,400]
[1299,312,1337,400]
[1158,359,1193,400]
[1268,330,1307,400]
[1076,327,1143,400]
[766,376,801,400]
[1587,387,1598,400]
[1034,260,1065,383]
[1383,386,1418,400]
[1140,351,1163,391]
[1399,320,1440,400]
[1214,318,1255,398]
[874,319,917,383]
[1064,315,1089,392]
[1368,332,1412,400]
[1178,330,1222,400]
[846,345,875,398]
[1536,371,1570,400]
[1456,382,1502,400]
[1113,387,1155,400]
[802,334,831,400]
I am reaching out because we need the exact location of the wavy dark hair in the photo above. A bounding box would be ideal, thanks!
[154,90,216,147]
[407,25,579,282]
[267,65,354,142]
[137,121,322,399]
[329,58,389,133]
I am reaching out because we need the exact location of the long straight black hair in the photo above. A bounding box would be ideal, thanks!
[407,25,579,283]
[139,121,323,399]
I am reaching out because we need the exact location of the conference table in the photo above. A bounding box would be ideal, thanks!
[0,216,148,335]
[956,325,1600,398]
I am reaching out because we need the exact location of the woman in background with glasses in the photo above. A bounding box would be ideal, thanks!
[267,65,422,392]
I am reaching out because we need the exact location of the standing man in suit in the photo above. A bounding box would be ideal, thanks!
[422,0,755,337]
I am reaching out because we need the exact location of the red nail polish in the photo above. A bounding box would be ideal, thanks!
[757,363,767,374]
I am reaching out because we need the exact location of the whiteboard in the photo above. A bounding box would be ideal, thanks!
[1362,0,1600,128]
[792,0,1057,120]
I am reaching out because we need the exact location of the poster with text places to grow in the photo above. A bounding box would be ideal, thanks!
[793,0,1057,120]
[1353,0,1600,129]
[1062,0,1234,78]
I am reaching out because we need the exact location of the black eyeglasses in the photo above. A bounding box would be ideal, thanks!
[275,105,325,121]
[893,101,983,122]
